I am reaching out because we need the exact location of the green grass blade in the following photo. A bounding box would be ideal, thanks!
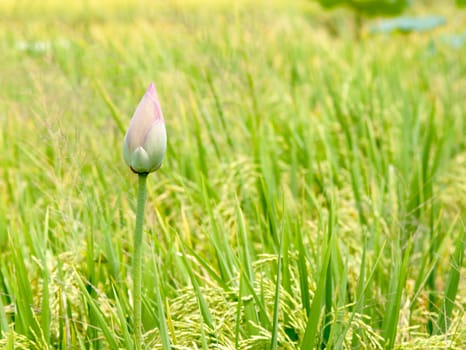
[301,227,336,349]
[296,227,311,316]
[178,243,215,331]
[151,257,172,350]
[436,229,464,334]
[270,229,283,350]
[94,80,126,134]
[112,286,134,350]
[382,238,412,349]
[74,274,119,349]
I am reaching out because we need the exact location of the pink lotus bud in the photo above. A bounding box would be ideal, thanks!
[123,83,167,174]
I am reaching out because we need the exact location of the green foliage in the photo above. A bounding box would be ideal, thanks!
[316,0,410,17]
[0,0,465,349]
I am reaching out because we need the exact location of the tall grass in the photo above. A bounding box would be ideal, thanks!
[0,0,464,348]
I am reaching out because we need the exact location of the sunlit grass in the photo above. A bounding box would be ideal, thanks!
[0,0,464,349]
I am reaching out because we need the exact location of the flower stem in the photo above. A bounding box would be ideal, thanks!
[133,172,148,349]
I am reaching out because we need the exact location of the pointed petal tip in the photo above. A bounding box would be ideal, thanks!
[147,82,156,96]
[144,82,164,122]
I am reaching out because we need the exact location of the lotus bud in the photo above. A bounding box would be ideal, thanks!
[123,83,167,174]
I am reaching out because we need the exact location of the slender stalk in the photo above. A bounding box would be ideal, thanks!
[133,173,148,349]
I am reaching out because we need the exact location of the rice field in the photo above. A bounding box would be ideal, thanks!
[0,0,465,349]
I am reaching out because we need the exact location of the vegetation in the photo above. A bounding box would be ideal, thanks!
[314,0,410,17]
[0,0,464,349]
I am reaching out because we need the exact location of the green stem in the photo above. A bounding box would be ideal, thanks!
[134,173,148,349]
